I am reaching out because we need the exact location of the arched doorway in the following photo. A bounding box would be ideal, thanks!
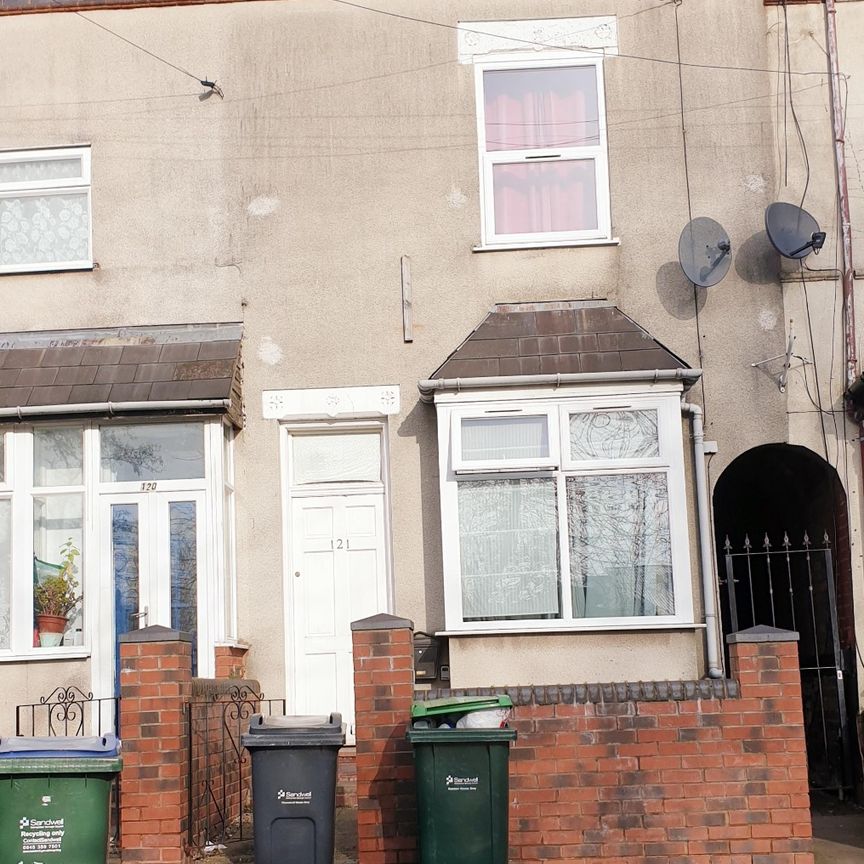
[713,444,860,796]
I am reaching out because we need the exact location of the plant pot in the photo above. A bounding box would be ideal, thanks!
[36,614,68,648]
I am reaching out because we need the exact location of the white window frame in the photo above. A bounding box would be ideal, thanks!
[436,385,694,633]
[474,54,611,248]
[451,406,559,473]
[0,145,93,274]
[0,417,235,671]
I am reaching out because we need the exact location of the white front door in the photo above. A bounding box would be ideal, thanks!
[102,490,206,693]
[290,493,388,739]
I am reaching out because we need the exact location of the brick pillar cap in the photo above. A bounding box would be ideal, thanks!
[351,613,414,632]
[119,624,194,643]
[726,625,799,644]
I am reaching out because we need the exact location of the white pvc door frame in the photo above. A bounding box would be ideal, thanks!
[94,488,208,699]
[280,420,394,739]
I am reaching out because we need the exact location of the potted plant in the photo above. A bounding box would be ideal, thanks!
[34,539,81,648]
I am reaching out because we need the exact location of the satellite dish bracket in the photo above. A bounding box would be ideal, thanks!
[750,322,811,393]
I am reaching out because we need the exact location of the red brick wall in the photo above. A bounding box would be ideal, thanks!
[119,631,193,864]
[352,619,417,864]
[214,644,250,680]
[338,748,358,808]
[187,680,259,848]
[351,616,813,864]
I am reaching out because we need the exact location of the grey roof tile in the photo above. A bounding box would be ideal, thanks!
[539,354,582,374]
[27,386,73,406]
[581,352,623,373]
[83,346,123,366]
[109,383,153,402]
[4,349,45,369]
[0,387,32,408]
[94,365,137,385]
[159,343,200,363]
[187,379,234,399]
[69,384,112,403]
[198,341,241,361]
[120,345,163,365]
[43,347,85,366]
[55,366,98,386]
[134,364,178,383]
[620,348,684,371]
[535,309,577,335]
[16,367,59,387]
[149,381,192,401]
[173,359,235,381]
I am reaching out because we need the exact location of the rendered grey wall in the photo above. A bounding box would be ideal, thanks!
[1,0,859,705]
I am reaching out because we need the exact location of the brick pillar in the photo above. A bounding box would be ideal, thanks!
[214,642,249,679]
[351,613,417,864]
[119,625,193,864]
[727,625,814,863]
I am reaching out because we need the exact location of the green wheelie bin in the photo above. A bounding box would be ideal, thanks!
[407,696,516,864]
[0,734,122,864]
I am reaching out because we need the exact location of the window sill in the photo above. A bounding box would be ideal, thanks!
[472,238,620,253]
[0,648,90,662]
[0,263,95,277]
[438,622,704,637]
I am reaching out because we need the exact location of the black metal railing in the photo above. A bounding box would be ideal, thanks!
[721,531,852,794]
[14,686,122,848]
[187,685,286,850]
[15,686,119,737]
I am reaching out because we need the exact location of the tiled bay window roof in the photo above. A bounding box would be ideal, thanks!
[0,322,243,426]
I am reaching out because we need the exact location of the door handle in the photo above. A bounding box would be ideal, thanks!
[131,606,148,627]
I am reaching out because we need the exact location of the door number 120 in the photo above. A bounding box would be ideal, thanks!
[140,482,158,491]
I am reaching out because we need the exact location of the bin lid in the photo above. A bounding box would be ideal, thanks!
[407,727,517,743]
[0,734,120,758]
[410,695,513,719]
[241,713,345,748]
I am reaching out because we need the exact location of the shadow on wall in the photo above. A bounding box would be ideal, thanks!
[396,398,444,629]
[734,230,779,285]
[655,260,706,320]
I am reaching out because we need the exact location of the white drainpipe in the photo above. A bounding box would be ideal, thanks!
[681,401,723,678]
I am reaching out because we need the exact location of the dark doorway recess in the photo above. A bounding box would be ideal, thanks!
[713,444,860,797]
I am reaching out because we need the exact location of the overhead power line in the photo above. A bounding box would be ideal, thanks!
[49,0,223,96]
[327,0,841,79]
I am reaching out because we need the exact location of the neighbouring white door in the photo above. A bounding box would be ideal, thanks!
[291,493,388,740]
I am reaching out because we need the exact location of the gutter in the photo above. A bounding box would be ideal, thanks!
[418,368,702,403]
[0,399,231,420]
[681,401,724,679]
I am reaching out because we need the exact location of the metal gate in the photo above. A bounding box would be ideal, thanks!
[721,532,852,793]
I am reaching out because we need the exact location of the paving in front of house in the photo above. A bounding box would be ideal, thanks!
[200,807,358,864]
[119,798,864,863]
[812,792,864,864]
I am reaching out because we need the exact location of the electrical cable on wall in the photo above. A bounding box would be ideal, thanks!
[49,0,223,97]
[327,0,838,78]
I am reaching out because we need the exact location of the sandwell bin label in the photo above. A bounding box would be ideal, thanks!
[277,789,313,805]
[18,815,66,855]
[445,774,479,792]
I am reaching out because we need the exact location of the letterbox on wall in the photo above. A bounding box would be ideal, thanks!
[413,633,439,681]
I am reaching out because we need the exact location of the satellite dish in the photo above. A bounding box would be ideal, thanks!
[765,202,826,260]
[678,217,732,287]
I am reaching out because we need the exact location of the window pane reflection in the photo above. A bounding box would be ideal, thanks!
[34,428,83,486]
[100,423,205,482]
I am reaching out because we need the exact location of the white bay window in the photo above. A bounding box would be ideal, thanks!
[0,419,236,680]
[438,390,693,631]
